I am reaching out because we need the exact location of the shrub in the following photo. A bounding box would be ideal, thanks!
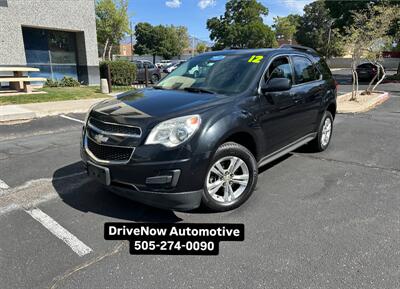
[45,77,80,87]
[60,76,80,87]
[100,60,137,86]
[45,79,60,87]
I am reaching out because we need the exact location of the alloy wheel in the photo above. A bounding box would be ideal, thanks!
[206,156,249,203]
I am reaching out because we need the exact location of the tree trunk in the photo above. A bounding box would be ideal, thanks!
[372,63,386,91]
[102,38,109,61]
[108,44,113,61]
[153,54,156,64]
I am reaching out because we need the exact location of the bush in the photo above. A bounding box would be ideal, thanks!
[45,77,80,87]
[45,79,60,87]
[100,60,137,86]
[60,76,80,87]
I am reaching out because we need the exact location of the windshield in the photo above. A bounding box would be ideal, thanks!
[157,53,264,95]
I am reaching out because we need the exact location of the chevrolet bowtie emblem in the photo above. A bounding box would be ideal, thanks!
[94,134,109,143]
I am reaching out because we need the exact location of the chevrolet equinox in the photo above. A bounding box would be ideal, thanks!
[81,45,337,212]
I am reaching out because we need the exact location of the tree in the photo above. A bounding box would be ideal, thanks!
[343,4,399,100]
[272,14,300,43]
[295,0,343,58]
[196,43,208,54]
[135,23,189,62]
[96,0,131,60]
[206,0,277,50]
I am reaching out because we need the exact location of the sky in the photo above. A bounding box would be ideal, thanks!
[128,0,314,42]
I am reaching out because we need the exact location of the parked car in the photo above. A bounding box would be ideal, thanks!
[356,63,382,81]
[131,60,161,83]
[82,45,337,212]
[163,60,186,74]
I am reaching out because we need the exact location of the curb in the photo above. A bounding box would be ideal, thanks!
[337,91,390,114]
[0,105,36,122]
[0,98,109,123]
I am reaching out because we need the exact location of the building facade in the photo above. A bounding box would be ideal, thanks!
[0,0,100,84]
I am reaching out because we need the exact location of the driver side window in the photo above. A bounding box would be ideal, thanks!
[265,57,293,83]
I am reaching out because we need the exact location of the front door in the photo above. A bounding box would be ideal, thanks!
[258,56,298,154]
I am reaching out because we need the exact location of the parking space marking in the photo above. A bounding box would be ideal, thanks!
[25,208,92,257]
[60,114,85,124]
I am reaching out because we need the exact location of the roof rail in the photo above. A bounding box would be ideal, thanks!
[279,44,317,53]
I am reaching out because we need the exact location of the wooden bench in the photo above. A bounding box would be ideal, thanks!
[0,67,45,93]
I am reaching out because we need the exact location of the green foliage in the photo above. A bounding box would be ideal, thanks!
[96,0,131,60]
[273,14,300,42]
[100,60,137,86]
[60,77,80,87]
[295,0,343,58]
[134,23,189,60]
[44,79,59,88]
[206,0,277,49]
[45,77,80,87]
[196,43,208,54]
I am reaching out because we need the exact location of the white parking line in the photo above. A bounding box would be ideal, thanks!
[60,114,85,124]
[25,208,92,257]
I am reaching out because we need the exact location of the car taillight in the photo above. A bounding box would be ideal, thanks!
[334,79,339,90]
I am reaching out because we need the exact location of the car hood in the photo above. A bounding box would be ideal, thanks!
[91,88,230,121]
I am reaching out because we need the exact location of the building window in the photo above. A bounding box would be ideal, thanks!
[0,0,8,7]
[22,27,78,81]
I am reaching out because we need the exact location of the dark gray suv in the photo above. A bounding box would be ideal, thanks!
[132,60,161,83]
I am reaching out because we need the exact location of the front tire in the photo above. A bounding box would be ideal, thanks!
[310,111,333,152]
[201,142,258,212]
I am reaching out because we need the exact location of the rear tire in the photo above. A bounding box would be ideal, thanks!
[201,142,258,212]
[309,111,333,152]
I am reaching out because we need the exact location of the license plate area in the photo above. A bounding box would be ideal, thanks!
[87,161,111,186]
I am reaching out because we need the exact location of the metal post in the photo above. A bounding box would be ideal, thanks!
[107,64,112,93]
[48,50,54,80]
[144,65,148,87]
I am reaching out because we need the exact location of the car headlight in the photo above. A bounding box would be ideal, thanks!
[145,115,201,147]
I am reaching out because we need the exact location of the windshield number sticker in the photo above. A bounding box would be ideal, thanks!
[248,55,264,63]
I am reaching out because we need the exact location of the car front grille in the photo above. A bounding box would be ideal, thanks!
[84,117,139,164]
[88,117,141,136]
[86,137,133,162]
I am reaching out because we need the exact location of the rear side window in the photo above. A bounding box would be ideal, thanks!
[145,62,155,69]
[134,61,143,69]
[315,57,332,79]
[292,56,321,84]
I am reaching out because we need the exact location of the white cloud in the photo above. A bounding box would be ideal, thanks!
[165,0,182,8]
[280,0,313,14]
[198,0,216,10]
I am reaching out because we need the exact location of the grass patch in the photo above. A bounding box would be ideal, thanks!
[0,86,109,105]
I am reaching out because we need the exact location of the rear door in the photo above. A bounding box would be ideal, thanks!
[289,55,324,138]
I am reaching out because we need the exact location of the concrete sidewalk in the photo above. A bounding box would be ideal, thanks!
[0,97,110,122]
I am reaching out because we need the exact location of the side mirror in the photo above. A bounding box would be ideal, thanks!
[261,78,292,94]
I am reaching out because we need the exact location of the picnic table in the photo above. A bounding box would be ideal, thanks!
[0,67,46,93]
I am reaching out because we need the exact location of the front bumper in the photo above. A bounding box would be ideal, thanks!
[81,135,209,211]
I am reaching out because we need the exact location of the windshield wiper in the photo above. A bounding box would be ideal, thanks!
[184,87,215,94]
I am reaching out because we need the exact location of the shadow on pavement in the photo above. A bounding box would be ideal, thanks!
[52,162,182,223]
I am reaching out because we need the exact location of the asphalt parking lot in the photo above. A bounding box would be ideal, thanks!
[0,72,399,289]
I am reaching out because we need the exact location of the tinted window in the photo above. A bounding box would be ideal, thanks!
[134,61,143,69]
[314,57,332,79]
[265,57,292,83]
[145,62,155,69]
[292,56,321,84]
